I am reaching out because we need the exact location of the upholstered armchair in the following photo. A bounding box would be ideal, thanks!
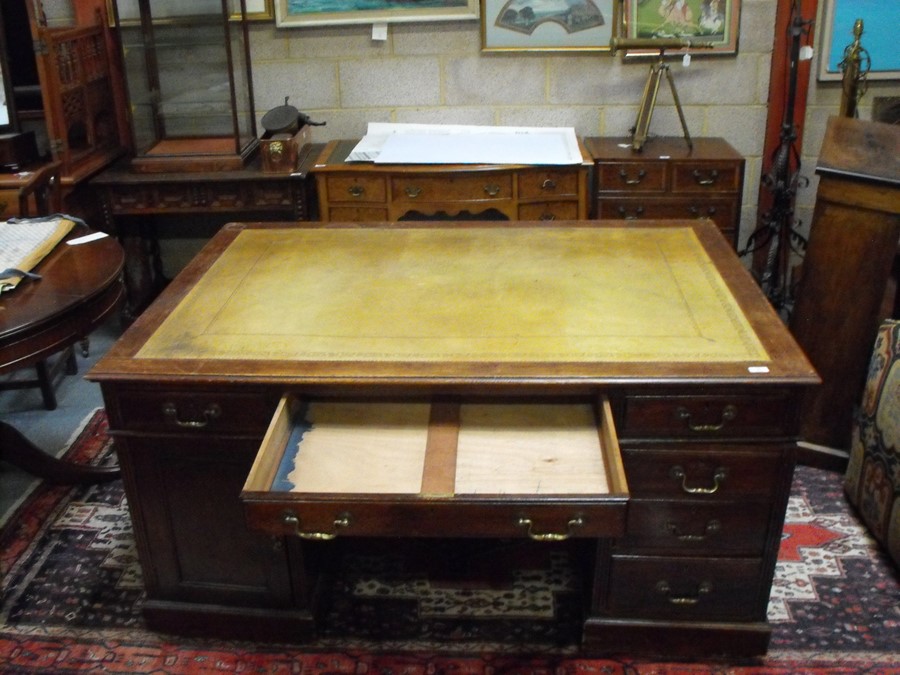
[844,320,900,567]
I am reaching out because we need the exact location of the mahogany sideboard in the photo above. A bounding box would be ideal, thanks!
[88,220,817,657]
[311,139,591,222]
[585,137,745,249]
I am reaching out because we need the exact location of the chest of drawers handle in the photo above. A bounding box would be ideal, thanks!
[676,404,736,432]
[347,185,365,198]
[656,579,713,605]
[670,465,728,495]
[541,178,557,191]
[162,402,221,429]
[404,186,422,198]
[617,205,644,220]
[483,184,501,197]
[282,511,351,540]
[692,169,719,186]
[618,168,646,185]
[517,516,584,541]
[666,518,721,542]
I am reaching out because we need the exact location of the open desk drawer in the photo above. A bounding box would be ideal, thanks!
[242,396,629,541]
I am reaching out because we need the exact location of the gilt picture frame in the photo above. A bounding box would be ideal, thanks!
[108,0,274,24]
[624,0,741,56]
[481,0,616,52]
[274,0,479,27]
[817,0,900,81]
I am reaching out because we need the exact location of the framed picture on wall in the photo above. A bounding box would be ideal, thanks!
[108,0,274,23]
[481,0,615,51]
[624,0,741,56]
[817,0,900,81]
[274,0,479,26]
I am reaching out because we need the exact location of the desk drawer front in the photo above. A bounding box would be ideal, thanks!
[597,163,667,193]
[621,447,783,500]
[620,500,770,555]
[391,174,513,203]
[518,170,580,199]
[607,555,763,621]
[596,198,736,232]
[672,163,742,193]
[619,394,796,439]
[112,389,280,435]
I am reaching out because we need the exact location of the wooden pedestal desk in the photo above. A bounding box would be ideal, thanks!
[586,137,745,248]
[88,220,817,657]
[312,139,591,222]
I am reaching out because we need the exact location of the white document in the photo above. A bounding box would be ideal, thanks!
[347,123,582,165]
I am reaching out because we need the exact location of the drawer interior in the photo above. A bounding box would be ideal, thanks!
[247,396,626,499]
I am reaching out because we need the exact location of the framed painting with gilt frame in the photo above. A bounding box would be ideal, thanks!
[274,0,479,27]
[624,0,741,56]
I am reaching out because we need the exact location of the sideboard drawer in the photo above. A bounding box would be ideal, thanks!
[323,175,386,203]
[597,197,737,233]
[518,201,580,221]
[243,396,628,540]
[112,388,280,435]
[518,169,580,199]
[391,174,513,202]
[606,555,764,621]
[621,446,784,500]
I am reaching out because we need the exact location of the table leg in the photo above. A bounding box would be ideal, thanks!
[0,420,120,484]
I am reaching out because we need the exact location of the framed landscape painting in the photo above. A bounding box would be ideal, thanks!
[275,0,479,26]
[481,0,615,51]
[625,0,741,56]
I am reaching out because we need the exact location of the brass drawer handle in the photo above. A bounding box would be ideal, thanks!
[483,184,501,197]
[676,404,737,432]
[404,186,422,198]
[517,516,583,541]
[162,402,221,429]
[616,205,644,220]
[282,511,350,540]
[666,519,721,542]
[347,185,365,198]
[692,169,719,186]
[656,580,712,605]
[688,205,717,217]
[619,168,646,185]
[670,466,727,495]
[539,212,556,221]
[541,178,557,191]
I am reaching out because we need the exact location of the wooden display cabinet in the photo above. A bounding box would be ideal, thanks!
[111,0,257,173]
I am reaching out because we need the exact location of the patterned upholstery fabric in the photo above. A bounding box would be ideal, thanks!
[844,320,900,567]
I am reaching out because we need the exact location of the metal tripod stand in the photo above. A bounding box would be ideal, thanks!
[632,47,692,152]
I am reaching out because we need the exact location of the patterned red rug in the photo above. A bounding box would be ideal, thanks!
[2,411,899,673]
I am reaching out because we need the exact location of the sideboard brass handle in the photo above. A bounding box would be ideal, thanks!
[692,169,719,185]
[347,185,365,198]
[619,168,646,185]
[656,580,712,605]
[162,402,221,429]
[688,205,717,217]
[666,519,721,542]
[539,212,556,221]
[483,184,501,197]
[404,186,422,198]
[670,466,727,495]
[540,178,557,191]
[282,511,350,540]
[517,516,583,542]
[676,404,737,432]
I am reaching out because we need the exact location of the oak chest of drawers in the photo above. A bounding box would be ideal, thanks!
[312,139,591,222]
[585,137,745,248]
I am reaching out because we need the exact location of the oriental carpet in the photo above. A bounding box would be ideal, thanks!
[1,411,899,673]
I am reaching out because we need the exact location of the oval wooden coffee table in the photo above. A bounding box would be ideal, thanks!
[1,228,125,483]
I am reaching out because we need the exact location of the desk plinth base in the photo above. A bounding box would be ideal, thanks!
[583,617,771,658]
[142,599,317,643]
